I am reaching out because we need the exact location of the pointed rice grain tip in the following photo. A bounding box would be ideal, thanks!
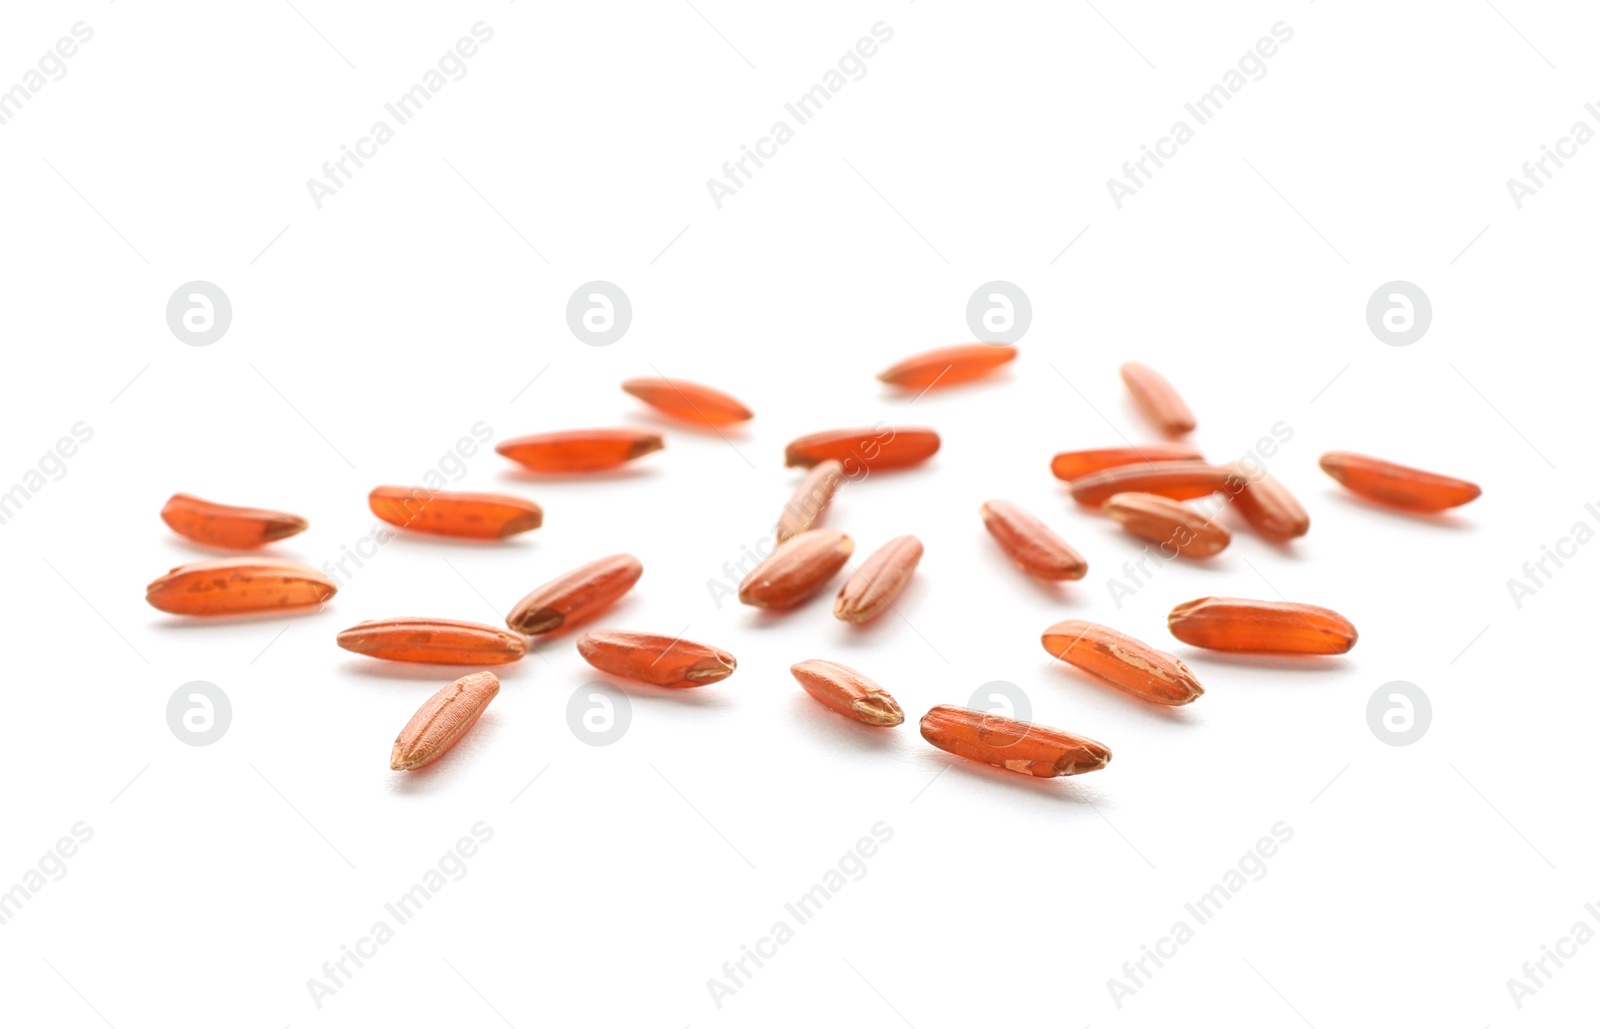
[262,515,311,541]
[686,654,738,683]
[850,695,905,727]
[1056,744,1112,776]
[499,511,545,538]
[512,608,563,634]
[631,434,666,458]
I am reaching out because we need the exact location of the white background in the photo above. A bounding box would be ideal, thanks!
[0,1,1595,1025]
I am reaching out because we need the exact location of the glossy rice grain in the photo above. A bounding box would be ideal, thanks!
[980,500,1087,580]
[919,705,1111,777]
[1103,492,1230,558]
[505,554,643,635]
[739,529,855,609]
[337,618,527,665]
[368,487,543,539]
[877,344,1016,390]
[1040,619,1205,705]
[621,377,753,426]
[160,494,308,549]
[834,535,922,623]
[146,558,336,616]
[1049,444,1204,482]
[784,427,940,472]
[1120,361,1196,436]
[790,659,904,726]
[776,460,844,543]
[577,630,736,687]
[1168,597,1358,655]
[390,671,500,770]
[496,429,663,473]
[1223,464,1310,540]
[1069,461,1233,507]
[1318,452,1481,512]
